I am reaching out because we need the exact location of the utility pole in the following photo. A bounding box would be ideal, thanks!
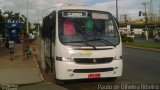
[37,9,40,35]
[124,14,128,28]
[142,2,149,40]
[159,3,160,21]
[26,0,29,33]
[149,0,153,21]
[155,14,157,32]
[116,0,118,20]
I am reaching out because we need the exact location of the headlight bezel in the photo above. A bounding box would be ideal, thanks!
[56,56,73,62]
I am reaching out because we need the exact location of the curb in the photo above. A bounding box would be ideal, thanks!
[123,45,160,52]
[33,56,45,81]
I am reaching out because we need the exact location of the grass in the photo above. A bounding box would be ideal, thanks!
[123,42,160,49]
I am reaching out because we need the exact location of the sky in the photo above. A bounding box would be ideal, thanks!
[0,0,160,23]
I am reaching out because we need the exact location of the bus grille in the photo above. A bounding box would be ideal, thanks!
[74,57,113,64]
[73,68,114,73]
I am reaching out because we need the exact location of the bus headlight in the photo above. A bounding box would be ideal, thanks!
[56,56,73,62]
[62,57,73,62]
[114,56,122,60]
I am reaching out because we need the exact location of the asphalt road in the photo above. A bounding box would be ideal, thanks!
[122,47,160,83]
[59,47,160,90]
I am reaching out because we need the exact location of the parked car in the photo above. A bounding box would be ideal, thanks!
[154,34,160,42]
[127,32,135,39]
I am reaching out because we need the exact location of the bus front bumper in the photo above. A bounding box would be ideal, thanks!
[55,60,123,80]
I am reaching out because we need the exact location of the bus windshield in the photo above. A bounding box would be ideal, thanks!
[58,10,120,47]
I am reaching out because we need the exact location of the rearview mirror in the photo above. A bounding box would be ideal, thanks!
[113,16,119,28]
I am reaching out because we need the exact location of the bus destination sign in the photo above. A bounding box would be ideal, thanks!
[62,11,88,17]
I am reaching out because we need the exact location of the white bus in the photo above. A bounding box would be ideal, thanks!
[41,4,123,83]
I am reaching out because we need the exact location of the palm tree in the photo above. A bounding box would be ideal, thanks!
[0,10,5,37]
[3,11,13,20]
[13,12,20,22]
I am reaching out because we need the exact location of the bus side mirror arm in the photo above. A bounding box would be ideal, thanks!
[113,16,119,28]
[115,18,119,28]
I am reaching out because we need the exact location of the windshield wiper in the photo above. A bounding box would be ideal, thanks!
[77,33,97,50]
[90,38,116,47]
[82,40,97,50]
[63,40,97,50]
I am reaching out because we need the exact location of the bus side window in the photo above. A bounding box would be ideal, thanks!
[48,12,56,44]
[41,16,49,40]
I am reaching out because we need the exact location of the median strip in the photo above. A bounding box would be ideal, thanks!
[123,44,160,52]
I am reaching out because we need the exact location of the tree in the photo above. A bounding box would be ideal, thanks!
[0,10,5,36]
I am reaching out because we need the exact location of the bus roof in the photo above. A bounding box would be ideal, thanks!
[42,4,111,18]
[55,4,108,12]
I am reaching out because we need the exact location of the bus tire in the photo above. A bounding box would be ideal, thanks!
[107,77,117,82]
[44,61,50,73]
[52,66,56,79]
[44,66,49,73]
[55,79,64,85]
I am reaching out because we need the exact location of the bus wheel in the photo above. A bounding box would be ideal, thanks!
[52,66,56,79]
[107,77,117,82]
[44,61,49,73]
[55,79,64,85]
[44,66,49,73]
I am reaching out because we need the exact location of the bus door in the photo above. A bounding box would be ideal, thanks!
[44,12,56,72]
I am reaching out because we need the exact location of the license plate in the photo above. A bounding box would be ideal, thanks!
[88,74,100,79]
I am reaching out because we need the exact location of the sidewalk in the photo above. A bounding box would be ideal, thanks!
[29,38,68,90]
[0,44,44,84]
[0,39,68,90]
